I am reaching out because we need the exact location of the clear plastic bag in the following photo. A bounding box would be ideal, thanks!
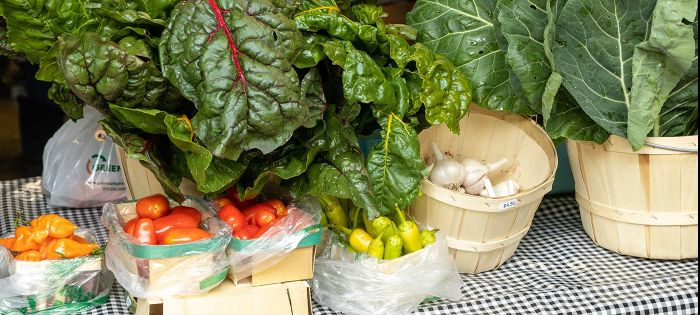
[41,106,126,208]
[227,196,322,283]
[311,228,464,315]
[102,197,232,299]
[0,228,113,314]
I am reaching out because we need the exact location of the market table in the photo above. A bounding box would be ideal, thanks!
[1,177,697,314]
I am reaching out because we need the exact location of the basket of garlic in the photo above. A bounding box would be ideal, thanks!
[409,105,557,274]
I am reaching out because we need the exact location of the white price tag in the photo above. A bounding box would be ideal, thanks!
[499,199,518,210]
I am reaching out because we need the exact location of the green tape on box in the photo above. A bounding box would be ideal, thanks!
[199,268,228,290]
[228,224,322,251]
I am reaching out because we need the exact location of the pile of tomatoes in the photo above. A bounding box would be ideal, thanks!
[123,194,211,245]
[215,188,289,240]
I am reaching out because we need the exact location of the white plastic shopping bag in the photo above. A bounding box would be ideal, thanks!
[41,106,126,207]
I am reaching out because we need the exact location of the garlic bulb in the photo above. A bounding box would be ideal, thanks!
[461,158,508,194]
[479,179,520,198]
[429,143,465,190]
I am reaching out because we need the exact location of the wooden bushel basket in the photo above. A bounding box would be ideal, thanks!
[567,135,698,259]
[410,106,557,274]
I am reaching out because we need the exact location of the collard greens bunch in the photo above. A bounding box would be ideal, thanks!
[0,0,472,219]
[407,0,698,150]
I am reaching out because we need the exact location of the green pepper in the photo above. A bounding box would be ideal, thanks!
[394,206,423,253]
[420,229,438,247]
[361,209,377,237]
[319,195,349,228]
[349,206,363,229]
[383,234,403,260]
[331,225,373,253]
[367,226,389,259]
[371,217,396,242]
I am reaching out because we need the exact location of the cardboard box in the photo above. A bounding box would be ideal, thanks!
[227,227,321,287]
[130,278,311,315]
[229,245,316,287]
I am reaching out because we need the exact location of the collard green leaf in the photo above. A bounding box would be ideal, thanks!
[546,88,610,144]
[627,0,697,149]
[161,0,307,160]
[57,33,172,111]
[553,0,656,137]
[109,104,246,193]
[406,0,534,115]
[48,84,84,121]
[366,112,427,214]
[659,56,698,137]
[497,0,550,112]
[540,0,566,126]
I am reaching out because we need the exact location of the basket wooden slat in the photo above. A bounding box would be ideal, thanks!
[410,106,557,274]
[567,136,698,260]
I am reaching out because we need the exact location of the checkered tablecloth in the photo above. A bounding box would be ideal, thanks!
[1,177,697,314]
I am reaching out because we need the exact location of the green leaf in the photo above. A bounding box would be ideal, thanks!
[86,2,166,27]
[57,33,172,111]
[294,32,330,68]
[102,120,185,202]
[406,0,534,115]
[160,0,307,160]
[300,68,328,128]
[109,104,246,193]
[553,0,656,137]
[118,36,153,59]
[0,22,17,57]
[0,0,97,62]
[497,0,550,112]
[659,55,698,137]
[366,112,427,214]
[627,0,697,149]
[36,45,64,83]
[546,87,610,144]
[48,84,84,121]
[322,40,397,109]
[351,4,385,26]
[541,71,563,126]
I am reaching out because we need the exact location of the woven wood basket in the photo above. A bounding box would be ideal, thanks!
[410,106,557,274]
[567,135,698,259]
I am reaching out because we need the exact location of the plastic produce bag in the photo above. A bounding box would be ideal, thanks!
[227,196,322,283]
[0,228,113,314]
[102,197,231,299]
[311,229,464,315]
[41,106,126,207]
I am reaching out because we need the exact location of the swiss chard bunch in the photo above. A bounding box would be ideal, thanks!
[407,0,698,150]
[0,0,472,219]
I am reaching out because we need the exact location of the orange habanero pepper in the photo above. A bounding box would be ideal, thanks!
[13,226,40,252]
[0,237,15,250]
[30,214,77,243]
[51,238,99,259]
[15,250,42,261]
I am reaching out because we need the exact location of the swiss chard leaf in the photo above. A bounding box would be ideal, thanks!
[48,84,84,121]
[57,33,172,111]
[109,104,246,194]
[366,112,428,213]
[160,0,307,160]
[0,22,17,57]
[406,0,534,115]
[300,68,328,128]
[627,0,697,149]
[553,0,656,137]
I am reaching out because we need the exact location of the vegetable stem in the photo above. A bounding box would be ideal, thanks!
[431,143,445,161]
[207,0,248,95]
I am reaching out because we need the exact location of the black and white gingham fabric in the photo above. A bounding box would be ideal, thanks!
[2,177,698,314]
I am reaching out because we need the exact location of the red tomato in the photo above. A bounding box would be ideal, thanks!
[253,217,283,238]
[153,213,199,243]
[242,204,276,225]
[213,197,234,210]
[233,225,259,240]
[262,199,288,217]
[123,218,138,234]
[226,187,255,208]
[255,208,276,227]
[162,228,211,245]
[136,194,170,219]
[132,218,157,245]
[170,206,202,223]
[219,204,247,232]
